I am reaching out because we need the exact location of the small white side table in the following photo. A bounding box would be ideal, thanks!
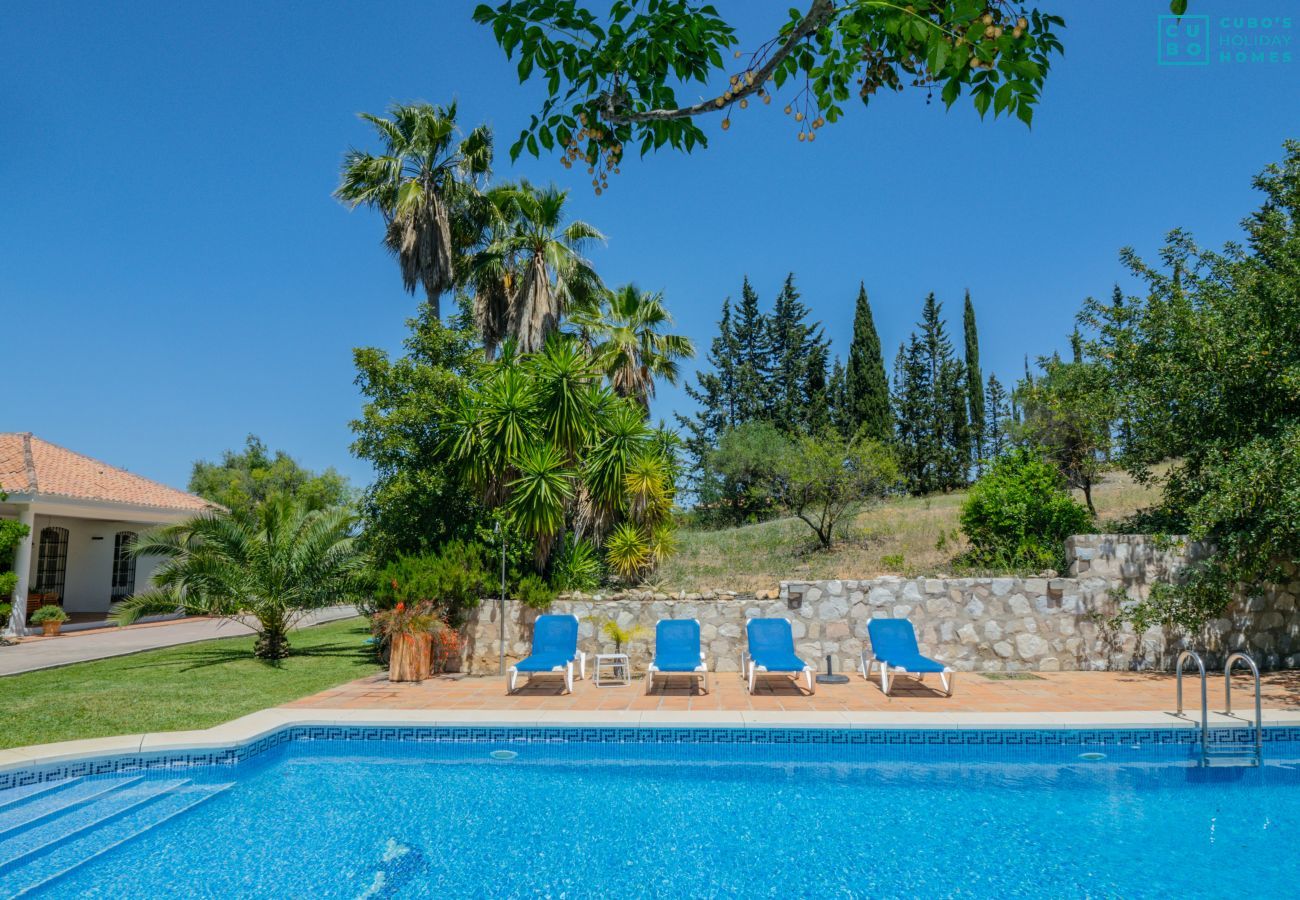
[594,653,630,686]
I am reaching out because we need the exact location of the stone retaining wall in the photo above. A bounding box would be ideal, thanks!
[460,535,1300,675]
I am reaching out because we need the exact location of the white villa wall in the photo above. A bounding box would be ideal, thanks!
[21,515,163,614]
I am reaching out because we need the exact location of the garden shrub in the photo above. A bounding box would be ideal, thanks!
[959,447,1092,571]
[513,574,556,610]
[373,540,490,626]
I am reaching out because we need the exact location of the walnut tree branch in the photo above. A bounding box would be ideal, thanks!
[602,0,837,124]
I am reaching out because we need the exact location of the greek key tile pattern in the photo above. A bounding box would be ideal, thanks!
[4,725,1299,791]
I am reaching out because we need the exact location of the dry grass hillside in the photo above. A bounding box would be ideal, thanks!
[656,468,1165,592]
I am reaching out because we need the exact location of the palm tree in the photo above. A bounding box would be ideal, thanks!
[483,181,604,352]
[585,285,695,411]
[110,499,369,660]
[335,102,492,319]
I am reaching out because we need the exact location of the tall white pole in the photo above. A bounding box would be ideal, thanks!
[497,521,506,676]
[6,505,35,637]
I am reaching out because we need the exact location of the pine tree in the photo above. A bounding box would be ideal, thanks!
[803,338,832,433]
[892,294,973,493]
[984,373,1009,461]
[962,290,985,470]
[1069,328,1083,363]
[731,277,771,423]
[767,274,829,432]
[937,357,970,490]
[845,283,891,441]
[827,356,849,435]
[678,298,741,479]
[892,338,932,492]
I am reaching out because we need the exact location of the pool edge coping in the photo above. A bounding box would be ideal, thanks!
[5,707,1300,774]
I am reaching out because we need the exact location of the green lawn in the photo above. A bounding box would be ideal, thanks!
[2,617,380,750]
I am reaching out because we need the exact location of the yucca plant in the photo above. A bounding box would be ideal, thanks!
[647,522,678,566]
[508,442,576,563]
[624,452,671,525]
[551,536,603,591]
[111,499,369,660]
[604,522,651,582]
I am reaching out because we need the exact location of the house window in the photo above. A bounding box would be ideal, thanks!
[111,531,138,599]
[34,526,69,598]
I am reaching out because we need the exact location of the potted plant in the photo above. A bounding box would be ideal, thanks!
[373,601,440,682]
[587,616,645,655]
[30,605,70,636]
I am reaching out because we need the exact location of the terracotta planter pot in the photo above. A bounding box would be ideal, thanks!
[388,632,433,682]
[41,622,62,636]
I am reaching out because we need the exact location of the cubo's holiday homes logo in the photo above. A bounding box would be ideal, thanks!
[1158,13,1294,66]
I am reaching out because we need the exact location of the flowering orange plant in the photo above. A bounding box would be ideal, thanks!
[372,600,440,638]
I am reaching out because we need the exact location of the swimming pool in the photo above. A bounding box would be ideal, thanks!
[2,725,1299,897]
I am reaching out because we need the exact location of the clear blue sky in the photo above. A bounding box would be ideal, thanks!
[3,2,1294,492]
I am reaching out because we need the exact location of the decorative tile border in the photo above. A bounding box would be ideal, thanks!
[4,724,1299,792]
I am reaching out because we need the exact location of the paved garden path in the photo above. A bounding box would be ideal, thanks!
[0,607,359,677]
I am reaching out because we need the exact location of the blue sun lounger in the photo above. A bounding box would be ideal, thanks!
[645,619,709,695]
[744,618,815,695]
[507,614,587,694]
[860,618,954,696]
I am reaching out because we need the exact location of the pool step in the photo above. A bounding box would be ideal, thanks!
[0,776,142,838]
[0,778,84,812]
[0,781,233,897]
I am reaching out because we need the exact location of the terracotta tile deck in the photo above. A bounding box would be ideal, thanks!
[286,669,1300,714]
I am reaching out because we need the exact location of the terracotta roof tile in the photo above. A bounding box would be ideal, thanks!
[0,433,214,512]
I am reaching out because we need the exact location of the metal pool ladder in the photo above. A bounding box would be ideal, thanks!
[1175,650,1263,767]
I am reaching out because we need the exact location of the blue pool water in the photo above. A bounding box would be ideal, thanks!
[2,728,1299,897]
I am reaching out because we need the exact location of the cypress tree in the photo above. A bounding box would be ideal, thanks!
[962,290,985,469]
[845,283,892,441]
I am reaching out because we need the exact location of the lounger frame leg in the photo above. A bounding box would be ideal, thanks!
[645,669,654,695]
[880,664,891,695]
[507,667,519,694]
[805,668,815,695]
[747,666,757,694]
[940,670,954,696]
[565,662,574,694]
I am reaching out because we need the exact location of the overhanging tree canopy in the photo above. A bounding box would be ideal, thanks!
[474,0,1067,179]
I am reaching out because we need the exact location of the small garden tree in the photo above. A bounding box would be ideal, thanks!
[768,432,898,550]
[112,498,369,660]
[1014,355,1113,515]
[189,435,352,518]
[959,447,1091,571]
